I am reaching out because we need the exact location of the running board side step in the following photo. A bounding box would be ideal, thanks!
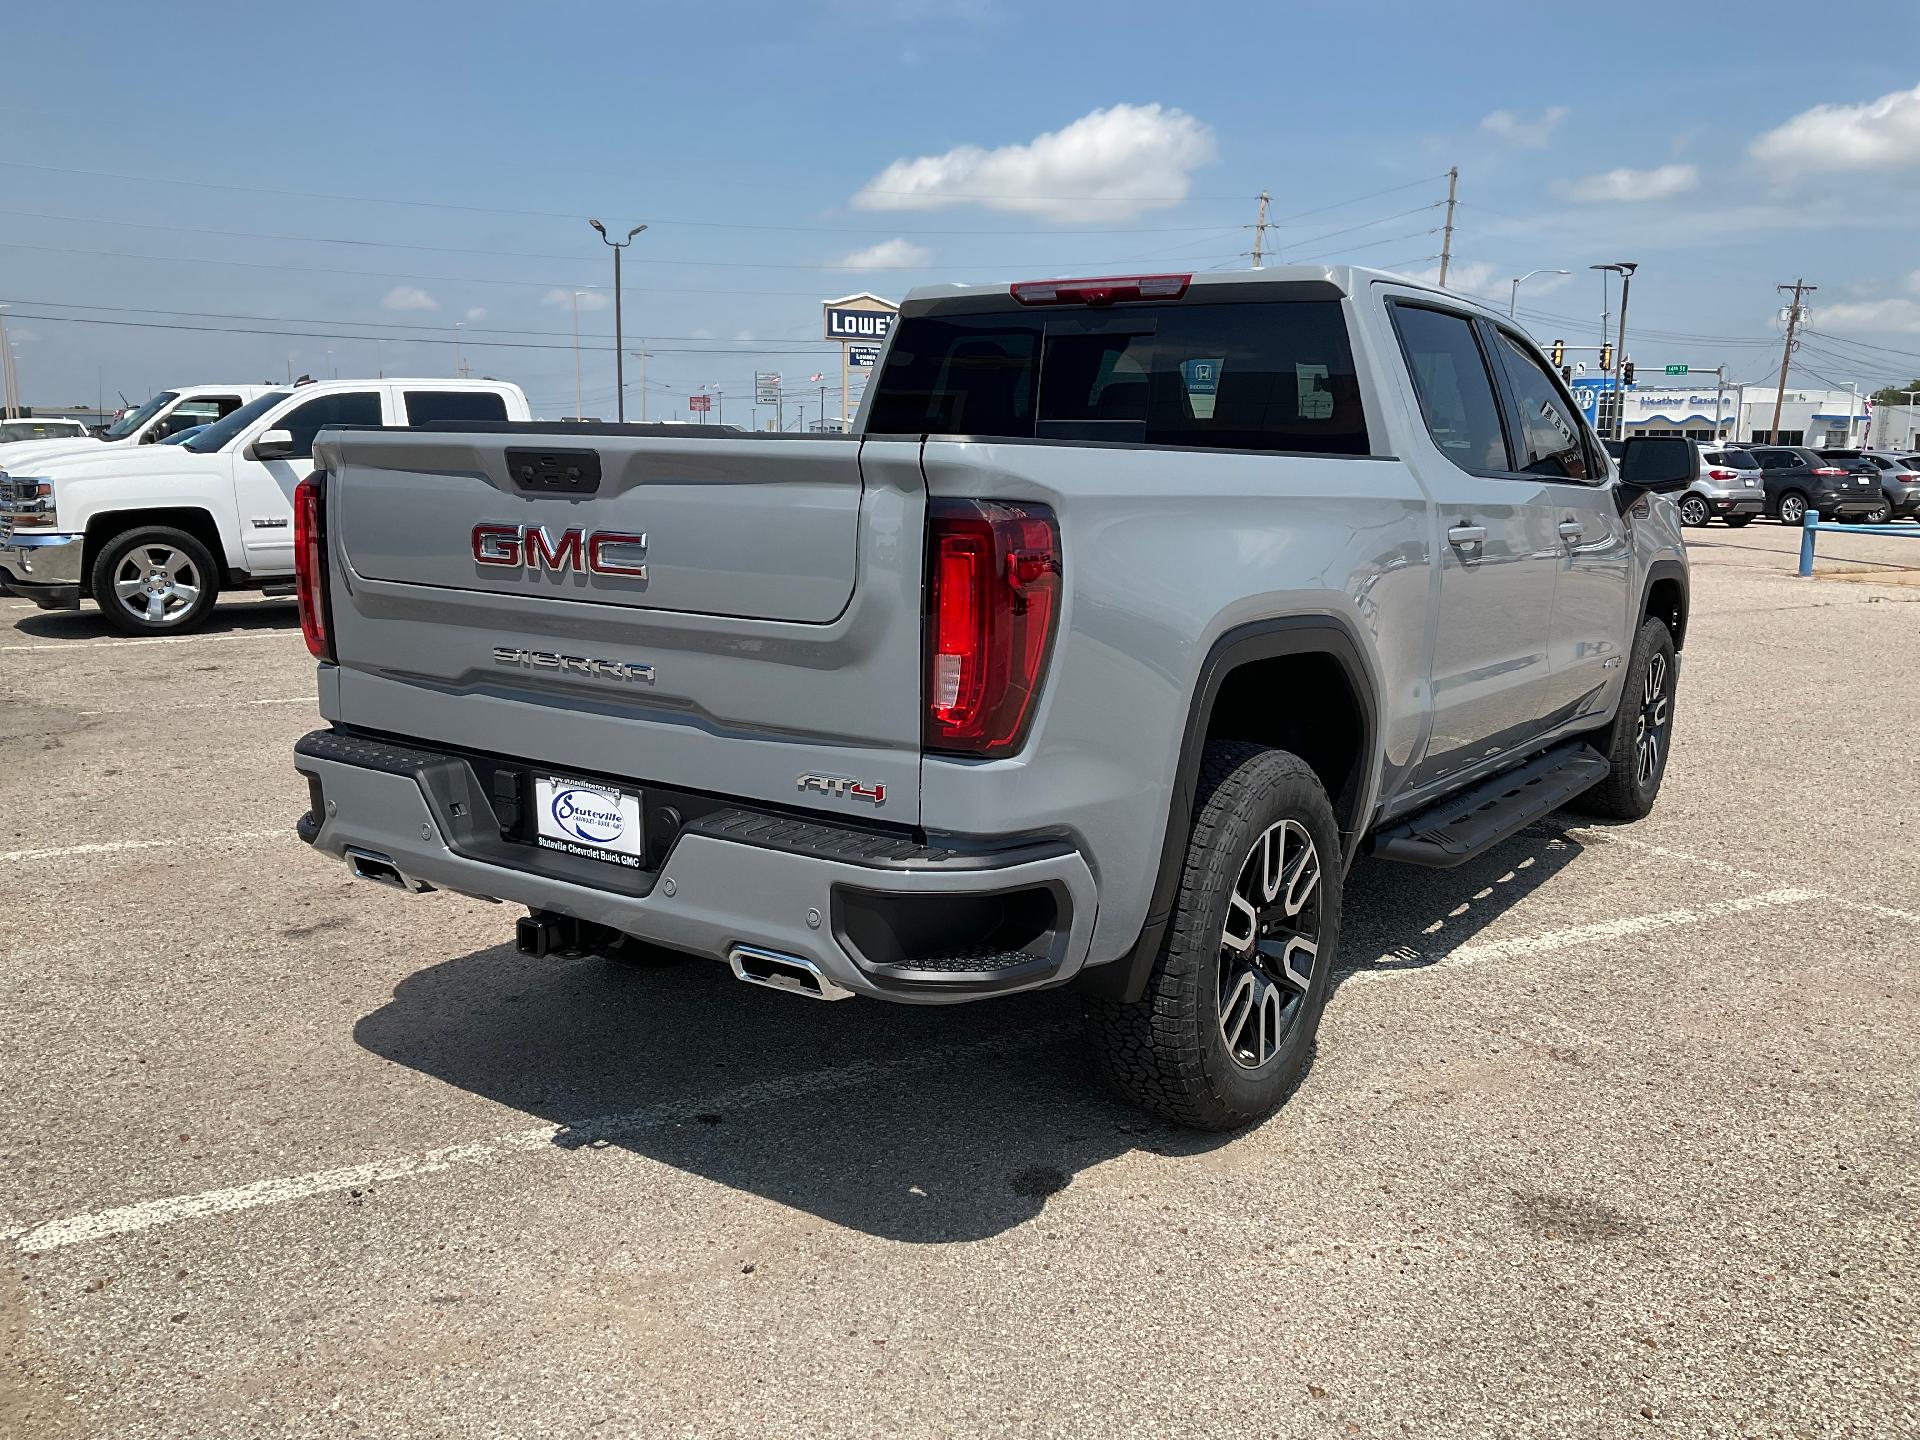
[1368,742,1609,868]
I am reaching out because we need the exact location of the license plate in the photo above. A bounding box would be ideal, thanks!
[532,775,644,868]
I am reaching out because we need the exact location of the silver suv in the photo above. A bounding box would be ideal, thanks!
[291,267,1693,1131]
[1677,443,1765,527]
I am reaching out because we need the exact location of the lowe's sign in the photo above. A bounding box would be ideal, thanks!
[824,302,898,343]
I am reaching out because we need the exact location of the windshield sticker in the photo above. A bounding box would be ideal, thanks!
[1180,357,1224,420]
[1296,364,1333,420]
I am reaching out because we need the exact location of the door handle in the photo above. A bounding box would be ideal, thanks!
[1447,524,1487,547]
[1558,519,1585,540]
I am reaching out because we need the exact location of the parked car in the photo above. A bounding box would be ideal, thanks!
[0,418,92,445]
[0,378,530,634]
[1818,449,1920,523]
[0,385,274,474]
[1745,445,1883,524]
[290,265,1693,1131]
[1678,444,1765,527]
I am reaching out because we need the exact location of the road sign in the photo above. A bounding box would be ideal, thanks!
[688,394,712,414]
[848,344,881,368]
[1665,364,1689,376]
[753,372,781,405]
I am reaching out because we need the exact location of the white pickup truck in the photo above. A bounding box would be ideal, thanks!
[0,384,278,473]
[0,377,530,634]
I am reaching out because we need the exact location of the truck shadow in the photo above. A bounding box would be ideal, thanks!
[352,827,1584,1244]
[5,600,299,641]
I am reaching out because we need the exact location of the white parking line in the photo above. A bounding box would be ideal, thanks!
[3,879,1839,1255]
[0,631,289,653]
[77,696,312,717]
[0,830,290,864]
[3,1031,1052,1254]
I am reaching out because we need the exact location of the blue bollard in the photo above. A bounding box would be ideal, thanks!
[1798,511,1819,577]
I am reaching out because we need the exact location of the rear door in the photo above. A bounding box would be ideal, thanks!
[1484,323,1632,726]
[1385,298,1560,787]
[318,427,928,824]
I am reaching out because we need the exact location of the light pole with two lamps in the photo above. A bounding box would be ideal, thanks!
[589,220,647,421]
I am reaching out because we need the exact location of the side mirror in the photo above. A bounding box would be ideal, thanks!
[1619,435,1697,493]
[251,428,296,461]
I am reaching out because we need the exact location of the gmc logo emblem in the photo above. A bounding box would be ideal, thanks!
[472,524,647,579]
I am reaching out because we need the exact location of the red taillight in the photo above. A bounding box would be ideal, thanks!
[294,471,334,662]
[924,499,1061,756]
[1010,273,1190,307]
[1708,468,1737,481]
[1812,466,1848,476]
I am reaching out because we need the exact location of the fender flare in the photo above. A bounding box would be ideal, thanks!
[1075,614,1381,1004]
[1639,557,1689,649]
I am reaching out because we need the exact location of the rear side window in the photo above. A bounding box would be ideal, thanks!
[867,299,1369,455]
[1389,304,1510,472]
[405,389,511,426]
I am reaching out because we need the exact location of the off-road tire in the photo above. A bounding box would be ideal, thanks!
[88,526,221,636]
[1084,742,1342,1132]
[1572,616,1676,821]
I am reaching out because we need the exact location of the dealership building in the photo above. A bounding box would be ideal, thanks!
[1569,379,1871,447]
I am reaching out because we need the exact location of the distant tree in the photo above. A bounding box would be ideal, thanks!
[1870,378,1920,407]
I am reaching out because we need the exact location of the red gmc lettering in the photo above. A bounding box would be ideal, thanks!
[470,524,646,579]
[587,531,649,578]
[472,524,522,566]
[525,526,584,572]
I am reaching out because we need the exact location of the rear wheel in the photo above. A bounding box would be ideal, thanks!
[1085,742,1341,1132]
[1722,514,1754,528]
[88,527,220,636]
[1864,503,1891,524]
[1572,617,1676,821]
[1777,492,1808,525]
[1678,494,1710,527]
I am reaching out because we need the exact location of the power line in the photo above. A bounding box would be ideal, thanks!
[0,310,840,356]
[1802,329,1920,365]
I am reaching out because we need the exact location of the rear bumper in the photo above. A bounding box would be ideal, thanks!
[293,728,1098,1005]
[0,532,85,609]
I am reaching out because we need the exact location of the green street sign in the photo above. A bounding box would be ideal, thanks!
[1664,364,1689,376]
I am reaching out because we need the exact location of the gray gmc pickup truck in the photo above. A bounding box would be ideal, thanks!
[293,266,1694,1130]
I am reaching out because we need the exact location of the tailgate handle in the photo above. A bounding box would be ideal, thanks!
[506,447,602,495]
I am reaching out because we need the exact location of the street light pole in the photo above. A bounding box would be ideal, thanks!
[571,292,585,420]
[1507,268,1569,319]
[1591,262,1639,441]
[589,220,648,422]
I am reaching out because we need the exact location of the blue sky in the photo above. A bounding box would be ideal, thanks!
[5,0,1920,420]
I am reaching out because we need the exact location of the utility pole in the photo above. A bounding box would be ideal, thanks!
[452,324,465,378]
[1769,279,1815,445]
[629,345,651,422]
[1437,167,1459,288]
[0,306,16,417]
[1251,190,1271,269]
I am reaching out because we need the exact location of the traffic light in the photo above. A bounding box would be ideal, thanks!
[1560,366,1573,385]
[1599,343,1614,372]
[1623,360,1636,384]
[1551,338,1565,367]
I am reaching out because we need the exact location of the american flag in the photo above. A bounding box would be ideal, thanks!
[809,372,824,382]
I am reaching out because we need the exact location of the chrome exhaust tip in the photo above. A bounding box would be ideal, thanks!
[344,847,433,894]
[727,944,854,1002]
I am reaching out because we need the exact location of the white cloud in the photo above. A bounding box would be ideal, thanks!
[543,288,608,312]
[1752,83,1920,173]
[1555,164,1699,203]
[382,285,438,312]
[835,237,933,269]
[734,329,756,342]
[852,103,1215,221]
[464,307,488,322]
[1480,106,1567,149]
[1815,298,1920,335]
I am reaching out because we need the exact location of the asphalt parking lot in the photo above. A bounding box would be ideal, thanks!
[1,520,1915,1440]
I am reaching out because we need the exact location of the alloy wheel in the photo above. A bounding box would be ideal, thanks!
[1780,495,1806,524]
[1634,650,1672,788]
[1679,496,1708,527]
[1218,818,1322,1070]
[113,544,202,626]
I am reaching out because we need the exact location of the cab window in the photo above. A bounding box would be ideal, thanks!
[1491,328,1594,482]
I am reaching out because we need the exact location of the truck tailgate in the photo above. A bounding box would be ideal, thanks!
[313,428,928,824]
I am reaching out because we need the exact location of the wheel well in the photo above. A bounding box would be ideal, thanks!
[83,509,229,585]
[1646,576,1687,650]
[1203,652,1367,836]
